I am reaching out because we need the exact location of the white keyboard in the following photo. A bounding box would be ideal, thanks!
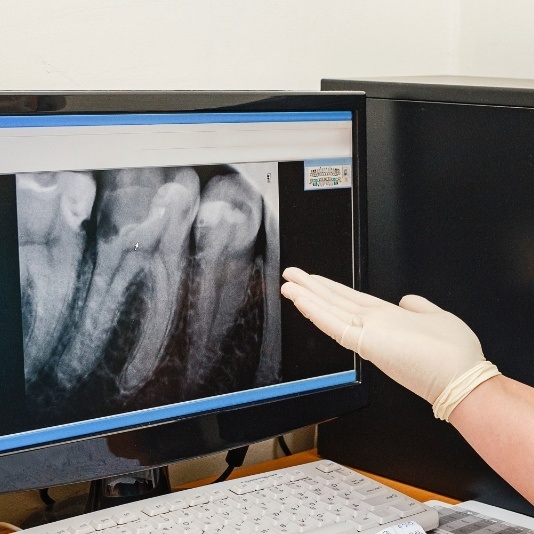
[22,460,439,534]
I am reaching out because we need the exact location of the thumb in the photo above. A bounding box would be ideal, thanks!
[399,294,442,313]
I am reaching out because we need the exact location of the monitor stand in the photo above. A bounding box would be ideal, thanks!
[21,467,171,528]
[85,466,171,511]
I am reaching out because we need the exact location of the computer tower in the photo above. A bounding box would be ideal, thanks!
[318,77,534,515]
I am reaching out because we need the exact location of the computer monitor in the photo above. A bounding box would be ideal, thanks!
[0,92,367,503]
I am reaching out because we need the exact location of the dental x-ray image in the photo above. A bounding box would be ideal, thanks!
[16,163,281,425]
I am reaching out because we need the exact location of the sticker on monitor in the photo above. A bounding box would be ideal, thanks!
[304,158,352,191]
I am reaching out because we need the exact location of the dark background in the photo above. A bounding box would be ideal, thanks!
[279,161,355,381]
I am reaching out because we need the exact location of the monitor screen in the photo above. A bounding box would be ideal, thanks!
[0,92,367,494]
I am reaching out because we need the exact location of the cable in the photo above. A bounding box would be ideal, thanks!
[211,445,249,484]
[277,435,292,456]
[38,488,56,506]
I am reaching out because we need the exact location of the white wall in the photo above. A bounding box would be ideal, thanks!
[456,0,534,79]
[1,0,455,91]
[4,1,533,93]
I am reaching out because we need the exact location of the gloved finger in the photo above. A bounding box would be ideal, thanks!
[399,294,443,313]
[291,296,362,351]
[282,267,363,315]
[281,281,363,326]
[311,274,388,308]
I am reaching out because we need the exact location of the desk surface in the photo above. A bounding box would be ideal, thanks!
[177,449,460,505]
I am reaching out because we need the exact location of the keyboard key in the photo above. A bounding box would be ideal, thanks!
[304,521,362,534]
[225,520,259,533]
[146,516,176,529]
[231,480,258,495]
[169,510,198,523]
[292,514,321,531]
[304,500,328,513]
[175,527,203,534]
[286,470,307,482]
[91,518,117,531]
[334,468,361,481]
[298,478,321,491]
[268,473,291,486]
[272,521,299,533]
[206,489,228,502]
[228,494,258,508]
[388,499,425,517]
[69,522,96,534]
[347,514,380,531]
[217,509,246,523]
[142,502,170,516]
[187,492,210,506]
[367,509,401,524]
[343,502,368,516]
[195,517,224,531]
[351,484,388,501]
[361,492,403,511]
[314,473,336,485]
[124,521,153,534]
[267,485,292,498]
[344,476,370,489]
[316,461,340,473]
[105,527,133,534]
[312,511,338,527]
[113,512,139,525]
[167,497,190,510]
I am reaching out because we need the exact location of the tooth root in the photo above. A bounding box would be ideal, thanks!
[255,203,282,386]
[116,167,200,395]
[17,172,96,385]
[184,172,263,398]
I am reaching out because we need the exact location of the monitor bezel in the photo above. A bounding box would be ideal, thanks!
[0,91,368,493]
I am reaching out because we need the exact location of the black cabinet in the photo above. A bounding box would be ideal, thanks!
[319,76,534,515]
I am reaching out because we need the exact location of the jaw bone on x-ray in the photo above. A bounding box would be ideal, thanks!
[16,163,281,422]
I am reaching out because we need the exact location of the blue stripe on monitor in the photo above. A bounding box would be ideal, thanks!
[0,112,352,128]
[0,371,356,452]
[304,158,353,166]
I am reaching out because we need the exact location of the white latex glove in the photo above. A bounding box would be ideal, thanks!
[281,267,500,421]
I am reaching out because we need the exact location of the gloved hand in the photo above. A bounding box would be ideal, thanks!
[281,267,500,421]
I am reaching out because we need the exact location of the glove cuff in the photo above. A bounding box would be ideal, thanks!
[433,361,501,422]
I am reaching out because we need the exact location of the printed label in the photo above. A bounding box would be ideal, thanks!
[304,159,352,190]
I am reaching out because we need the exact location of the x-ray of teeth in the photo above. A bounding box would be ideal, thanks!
[17,163,281,423]
[16,171,97,387]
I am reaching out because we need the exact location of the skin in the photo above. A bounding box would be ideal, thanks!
[449,375,534,505]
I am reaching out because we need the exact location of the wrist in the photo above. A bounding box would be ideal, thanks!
[432,361,501,422]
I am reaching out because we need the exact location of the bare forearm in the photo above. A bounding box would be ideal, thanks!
[449,375,534,504]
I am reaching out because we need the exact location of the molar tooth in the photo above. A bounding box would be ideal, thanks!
[184,172,263,399]
[17,171,96,385]
[54,167,200,397]
[17,172,59,193]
